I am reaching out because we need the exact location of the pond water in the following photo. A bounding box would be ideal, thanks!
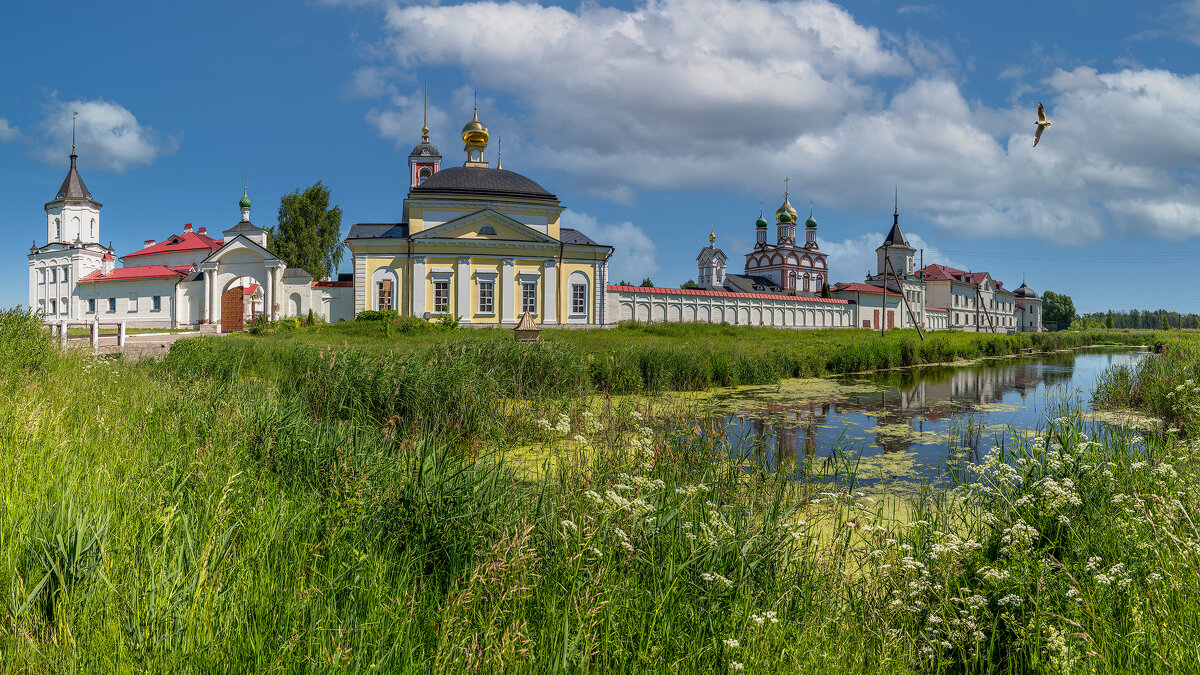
[706,347,1150,487]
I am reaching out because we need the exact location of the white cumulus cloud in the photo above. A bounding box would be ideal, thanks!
[0,117,19,142]
[560,209,657,284]
[37,98,177,172]
[343,0,1200,246]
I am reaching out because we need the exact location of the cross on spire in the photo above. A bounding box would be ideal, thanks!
[784,177,790,197]
[497,137,502,170]
[241,173,250,191]
[809,199,815,216]
[71,111,78,154]
[759,199,764,216]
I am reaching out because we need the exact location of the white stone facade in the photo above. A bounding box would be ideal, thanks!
[607,286,856,328]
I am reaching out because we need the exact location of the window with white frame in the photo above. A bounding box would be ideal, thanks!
[152,295,162,312]
[107,297,116,312]
[49,299,57,314]
[433,281,450,313]
[521,281,537,314]
[87,298,95,313]
[478,280,494,314]
[376,279,393,311]
[571,284,586,315]
[49,268,57,283]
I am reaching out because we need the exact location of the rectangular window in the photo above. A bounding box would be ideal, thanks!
[107,297,116,312]
[571,284,587,315]
[433,281,450,313]
[49,299,57,314]
[152,295,162,312]
[376,280,392,310]
[478,280,494,314]
[49,268,57,283]
[521,281,537,314]
[88,298,95,313]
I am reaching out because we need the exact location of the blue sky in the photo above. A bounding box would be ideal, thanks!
[3,0,1199,314]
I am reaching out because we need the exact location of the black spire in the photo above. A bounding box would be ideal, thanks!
[882,185,910,248]
[52,112,94,203]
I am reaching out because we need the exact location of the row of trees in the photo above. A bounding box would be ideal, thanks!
[1076,309,1200,330]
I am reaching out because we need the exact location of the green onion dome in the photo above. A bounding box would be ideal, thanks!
[755,214,769,229]
[239,189,252,209]
[805,214,818,229]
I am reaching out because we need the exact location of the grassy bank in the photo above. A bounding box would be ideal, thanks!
[5,309,1200,672]
[172,322,1157,397]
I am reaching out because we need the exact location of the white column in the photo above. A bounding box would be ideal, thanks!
[204,270,213,323]
[412,257,427,317]
[267,267,276,320]
[594,262,606,326]
[542,260,557,325]
[501,258,516,324]
[457,256,471,323]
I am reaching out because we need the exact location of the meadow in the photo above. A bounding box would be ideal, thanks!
[2,308,1199,673]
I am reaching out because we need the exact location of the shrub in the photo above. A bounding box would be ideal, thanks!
[356,309,399,322]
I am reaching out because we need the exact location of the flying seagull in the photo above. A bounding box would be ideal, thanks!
[1033,102,1051,147]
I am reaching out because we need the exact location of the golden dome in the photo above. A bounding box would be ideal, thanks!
[775,193,798,222]
[461,110,489,146]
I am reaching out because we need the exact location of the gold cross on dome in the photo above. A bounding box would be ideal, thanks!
[809,199,815,214]
[241,173,250,190]
[784,177,790,195]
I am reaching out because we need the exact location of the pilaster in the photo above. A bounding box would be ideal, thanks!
[456,256,471,323]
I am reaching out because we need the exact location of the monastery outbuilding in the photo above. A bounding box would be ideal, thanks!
[28,146,352,330]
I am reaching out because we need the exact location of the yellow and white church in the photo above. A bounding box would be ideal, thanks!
[346,106,613,326]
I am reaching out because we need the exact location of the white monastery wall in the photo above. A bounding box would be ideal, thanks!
[607,286,855,329]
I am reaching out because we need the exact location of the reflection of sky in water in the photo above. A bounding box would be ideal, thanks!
[710,347,1148,486]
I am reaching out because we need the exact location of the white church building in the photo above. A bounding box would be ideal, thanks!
[28,149,352,330]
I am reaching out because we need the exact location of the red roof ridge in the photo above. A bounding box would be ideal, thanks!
[312,280,353,288]
[121,231,223,259]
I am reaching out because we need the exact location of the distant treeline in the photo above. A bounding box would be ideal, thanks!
[1077,309,1200,330]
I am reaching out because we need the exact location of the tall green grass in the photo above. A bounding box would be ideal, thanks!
[5,311,1200,672]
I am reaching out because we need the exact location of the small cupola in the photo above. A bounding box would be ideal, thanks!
[461,97,490,167]
[239,187,252,222]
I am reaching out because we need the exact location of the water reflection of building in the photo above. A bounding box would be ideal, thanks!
[730,353,1083,463]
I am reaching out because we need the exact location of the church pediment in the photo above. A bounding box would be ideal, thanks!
[412,209,558,244]
[201,235,279,265]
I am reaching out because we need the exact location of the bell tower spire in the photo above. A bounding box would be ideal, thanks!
[409,81,443,188]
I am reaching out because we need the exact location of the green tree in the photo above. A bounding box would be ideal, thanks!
[1162,315,1171,330]
[640,278,655,288]
[1105,310,1113,329]
[269,182,344,281]
[1042,291,1076,327]
[680,279,699,289]
[820,282,832,298]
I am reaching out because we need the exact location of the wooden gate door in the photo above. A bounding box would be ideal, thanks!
[221,286,244,332]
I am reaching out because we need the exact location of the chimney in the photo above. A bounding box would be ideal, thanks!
[184,223,193,233]
[144,239,156,248]
[198,227,207,235]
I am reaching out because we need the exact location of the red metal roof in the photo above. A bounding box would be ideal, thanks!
[243,284,259,296]
[924,307,948,312]
[312,280,353,288]
[832,282,901,297]
[78,265,191,284]
[606,285,851,304]
[121,231,223,260]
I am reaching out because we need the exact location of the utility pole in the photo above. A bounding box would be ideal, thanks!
[887,255,924,340]
[881,243,888,336]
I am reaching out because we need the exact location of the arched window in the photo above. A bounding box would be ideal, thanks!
[803,273,811,291]
[568,270,590,322]
[788,271,796,289]
[419,167,432,184]
[54,218,60,241]
[371,266,399,311]
[90,219,96,240]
